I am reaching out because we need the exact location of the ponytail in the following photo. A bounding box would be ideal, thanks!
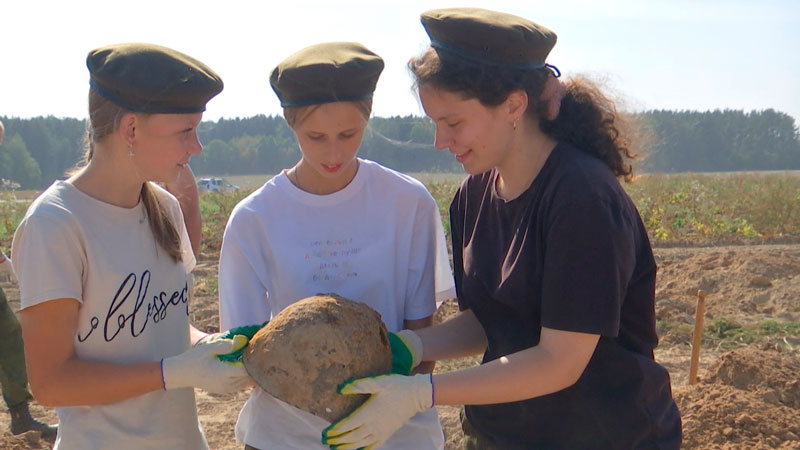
[541,77,636,181]
[140,182,183,263]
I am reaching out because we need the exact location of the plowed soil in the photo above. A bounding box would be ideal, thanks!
[2,245,798,449]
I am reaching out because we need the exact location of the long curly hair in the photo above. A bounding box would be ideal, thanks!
[408,48,637,181]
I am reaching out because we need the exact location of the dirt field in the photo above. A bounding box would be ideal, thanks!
[1,244,798,449]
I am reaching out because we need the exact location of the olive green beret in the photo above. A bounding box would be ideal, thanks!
[270,42,384,107]
[87,43,223,114]
[421,8,557,69]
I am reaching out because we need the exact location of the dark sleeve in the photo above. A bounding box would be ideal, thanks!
[540,181,636,336]
[449,187,469,312]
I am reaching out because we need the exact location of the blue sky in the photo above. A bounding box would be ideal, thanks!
[2,0,798,123]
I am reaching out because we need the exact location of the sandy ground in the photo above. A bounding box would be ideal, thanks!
[1,244,798,449]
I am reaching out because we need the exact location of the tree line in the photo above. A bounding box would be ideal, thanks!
[639,109,800,172]
[1,109,798,189]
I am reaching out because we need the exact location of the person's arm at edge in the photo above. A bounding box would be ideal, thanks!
[164,165,202,258]
[432,326,599,406]
[413,308,487,363]
[164,166,203,341]
[19,298,163,407]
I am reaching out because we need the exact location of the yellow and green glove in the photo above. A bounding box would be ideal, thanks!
[388,329,423,375]
[196,322,266,365]
[321,373,434,450]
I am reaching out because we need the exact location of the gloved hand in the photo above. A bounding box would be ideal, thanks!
[161,336,251,394]
[321,373,434,450]
[195,322,266,364]
[388,329,423,375]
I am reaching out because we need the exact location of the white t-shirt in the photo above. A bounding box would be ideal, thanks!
[12,181,206,450]
[219,159,455,450]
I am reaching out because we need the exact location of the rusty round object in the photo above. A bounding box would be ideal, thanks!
[243,293,392,422]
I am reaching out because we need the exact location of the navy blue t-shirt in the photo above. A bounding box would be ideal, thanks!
[451,143,681,449]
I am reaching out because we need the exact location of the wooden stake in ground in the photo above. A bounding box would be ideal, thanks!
[689,290,707,385]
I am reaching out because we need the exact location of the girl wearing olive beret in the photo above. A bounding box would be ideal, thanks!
[218,42,454,450]
[324,8,681,450]
[12,43,251,450]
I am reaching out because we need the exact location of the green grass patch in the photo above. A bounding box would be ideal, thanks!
[704,317,800,350]
[658,317,800,351]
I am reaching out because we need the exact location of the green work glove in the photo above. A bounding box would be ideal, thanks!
[388,329,423,375]
[162,336,251,394]
[196,322,266,365]
[321,373,434,450]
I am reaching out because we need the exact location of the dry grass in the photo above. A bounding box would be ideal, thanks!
[3,171,800,256]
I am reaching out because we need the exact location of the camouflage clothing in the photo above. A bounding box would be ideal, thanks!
[0,285,33,408]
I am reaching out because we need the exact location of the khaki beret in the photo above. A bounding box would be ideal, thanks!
[270,42,384,107]
[421,8,557,69]
[87,43,223,114]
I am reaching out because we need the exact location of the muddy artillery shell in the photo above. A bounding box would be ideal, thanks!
[242,293,392,422]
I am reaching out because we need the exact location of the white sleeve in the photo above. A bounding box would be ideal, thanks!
[218,213,271,331]
[11,214,85,308]
[433,202,456,304]
[404,192,455,321]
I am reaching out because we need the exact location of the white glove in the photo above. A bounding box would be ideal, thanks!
[322,373,433,450]
[194,331,229,345]
[161,336,251,394]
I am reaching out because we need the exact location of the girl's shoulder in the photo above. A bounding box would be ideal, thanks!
[543,143,626,200]
[229,172,286,213]
[148,182,180,206]
[22,181,82,224]
[359,159,434,199]
[146,182,187,227]
[13,183,85,258]
[223,173,294,233]
[451,170,492,206]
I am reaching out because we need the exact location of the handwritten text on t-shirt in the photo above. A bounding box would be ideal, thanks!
[77,270,189,343]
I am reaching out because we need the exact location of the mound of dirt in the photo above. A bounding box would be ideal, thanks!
[0,431,47,449]
[675,346,800,449]
[654,246,800,325]
[3,245,799,450]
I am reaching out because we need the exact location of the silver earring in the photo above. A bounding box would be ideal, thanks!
[128,146,134,158]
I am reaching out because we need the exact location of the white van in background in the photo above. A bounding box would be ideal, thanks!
[197,177,240,193]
